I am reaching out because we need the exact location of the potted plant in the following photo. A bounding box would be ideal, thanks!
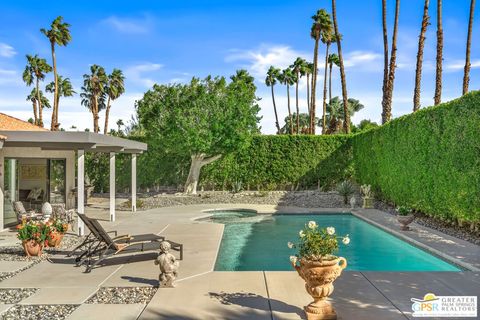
[47,218,69,247]
[16,219,49,257]
[397,206,415,230]
[360,184,374,209]
[288,221,350,320]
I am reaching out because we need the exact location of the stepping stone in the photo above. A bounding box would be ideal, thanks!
[19,287,97,305]
[0,261,32,273]
[67,304,145,320]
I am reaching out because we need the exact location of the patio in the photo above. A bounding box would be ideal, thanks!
[0,202,478,319]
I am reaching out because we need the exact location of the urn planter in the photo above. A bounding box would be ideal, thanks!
[47,232,64,248]
[397,214,414,231]
[362,197,374,209]
[293,257,347,320]
[22,240,43,257]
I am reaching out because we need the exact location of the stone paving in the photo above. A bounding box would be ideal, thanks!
[0,203,477,319]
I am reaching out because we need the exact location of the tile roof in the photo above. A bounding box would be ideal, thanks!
[0,113,49,132]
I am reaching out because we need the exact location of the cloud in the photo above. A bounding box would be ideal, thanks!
[343,51,382,70]
[101,15,153,34]
[0,68,22,85]
[225,44,310,77]
[445,59,480,71]
[0,43,16,58]
[124,63,163,88]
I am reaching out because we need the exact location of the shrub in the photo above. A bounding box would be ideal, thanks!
[336,180,355,204]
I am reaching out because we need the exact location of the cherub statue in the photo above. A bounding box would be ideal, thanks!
[154,241,179,287]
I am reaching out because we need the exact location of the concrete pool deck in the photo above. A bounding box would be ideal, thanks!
[0,204,479,319]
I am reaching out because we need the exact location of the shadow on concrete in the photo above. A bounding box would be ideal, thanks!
[121,275,158,286]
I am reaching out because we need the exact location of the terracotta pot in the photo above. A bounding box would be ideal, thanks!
[397,214,415,231]
[47,232,64,248]
[22,240,43,257]
[293,257,347,320]
[362,197,374,209]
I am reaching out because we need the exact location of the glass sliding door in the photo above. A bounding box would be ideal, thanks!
[48,159,66,204]
[3,159,18,226]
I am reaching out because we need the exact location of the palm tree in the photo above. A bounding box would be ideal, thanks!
[328,53,340,103]
[46,75,76,129]
[41,16,72,131]
[265,66,282,134]
[310,9,332,134]
[281,113,317,134]
[104,69,125,134]
[324,96,364,134]
[116,119,124,133]
[81,65,108,133]
[278,68,297,134]
[463,0,476,95]
[331,0,351,133]
[22,54,52,127]
[26,89,51,126]
[434,0,443,105]
[291,57,307,134]
[321,28,335,134]
[413,0,430,112]
[305,62,314,116]
[381,0,389,123]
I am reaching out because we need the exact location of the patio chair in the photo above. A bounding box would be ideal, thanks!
[51,203,75,224]
[76,214,183,273]
[12,201,43,223]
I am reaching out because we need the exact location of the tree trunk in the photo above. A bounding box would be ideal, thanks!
[184,154,222,194]
[35,78,43,127]
[434,0,443,105]
[463,0,476,95]
[271,85,280,134]
[295,74,300,134]
[413,0,430,112]
[104,96,112,134]
[311,36,320,134]
[54,93,60,130]
[31,100,38,126]
[329,62,333,103]
[322,43,330,134]
[306,73,310,116]
[287,84,293,134]
[332,0,350,134]
[381,0,390,124]
[50,42,58,131]
[93,95,99,133]
[385,0,400,123]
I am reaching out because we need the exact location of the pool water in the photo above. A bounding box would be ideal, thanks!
[211,212,460,271]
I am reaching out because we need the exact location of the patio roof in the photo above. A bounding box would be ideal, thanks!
[0,130,147,154]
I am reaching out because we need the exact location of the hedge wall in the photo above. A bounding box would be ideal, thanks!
[352,91,480,222]
[201,135,353,190]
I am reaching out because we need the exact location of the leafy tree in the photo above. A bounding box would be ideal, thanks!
[265,66,281,134]
[351,119,379,133]
[104,69,125,134]
[81,65,108,133]
[41,16,71,131]
[413,0,430,112]
[278,68,297,135]
[136,73,260,194]
[46,75,75,129]
[116,119,125,133]
[22,54,52,126]
[291,57,308,134]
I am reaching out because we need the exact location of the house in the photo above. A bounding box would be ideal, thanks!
[0,113,147,234]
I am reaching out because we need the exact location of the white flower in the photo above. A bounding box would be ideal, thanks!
[326,227,335,235]
[308,221,317,229]
[287,241,294,249]
[299,230,305,238]
[290,256,298,264]
[342,236,350,245]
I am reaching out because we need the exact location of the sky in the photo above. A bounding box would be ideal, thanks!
[0,0,478,133]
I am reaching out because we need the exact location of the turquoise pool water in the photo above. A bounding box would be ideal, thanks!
[211,212,460,271]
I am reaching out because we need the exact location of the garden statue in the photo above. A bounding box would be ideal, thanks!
[155,241,179,287]
[350,196,356,209]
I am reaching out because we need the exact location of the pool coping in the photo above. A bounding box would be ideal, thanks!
[195,207,479,272]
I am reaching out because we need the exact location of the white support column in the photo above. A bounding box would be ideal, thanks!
[8,160,16,203]
[77,149,85,236]
[109,152,116,222]
[131,154,137,212]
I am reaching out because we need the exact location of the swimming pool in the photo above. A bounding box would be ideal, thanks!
[209,211,460,271]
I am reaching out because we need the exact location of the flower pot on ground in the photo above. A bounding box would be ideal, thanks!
[289,222,350,320]
[397,206,414,231]
[17,219,49,257]
[22,240,44,257]
[46,218,69,248]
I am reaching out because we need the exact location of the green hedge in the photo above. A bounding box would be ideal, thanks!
[352,91,480,222]
[201,135,353,190]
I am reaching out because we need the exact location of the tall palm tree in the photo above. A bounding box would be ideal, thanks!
[281,113,316,134]
[310,9,332,134]
[26,89,51,126]
[413,0,430,112]
[434,0,443,105]
[331,0,351,133]
[324,96,364,134]
[463,0,476,95]
[321,28,335,134]
[81,65,108,133]
[46,75,76,129]
[291,57,307,134]
[305,62,314,116]
[22,54,52,127]
[265,66,282,134]
[328,53,340,103]
[381,0,389,123]
[104,69,125,134]
[278,68,297,134]
[116,119,124,133]
[41,16,72,131]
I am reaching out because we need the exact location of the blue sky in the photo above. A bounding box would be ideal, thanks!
[0,0,478,133]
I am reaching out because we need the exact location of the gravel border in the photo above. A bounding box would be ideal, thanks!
[1,305,78,320]
[0,288,38,304]
[86,287,158,304]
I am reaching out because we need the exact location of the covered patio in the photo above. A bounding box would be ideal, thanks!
[0,130,147,234]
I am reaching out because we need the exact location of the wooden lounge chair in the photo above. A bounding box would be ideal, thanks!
[75,214,183,273]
